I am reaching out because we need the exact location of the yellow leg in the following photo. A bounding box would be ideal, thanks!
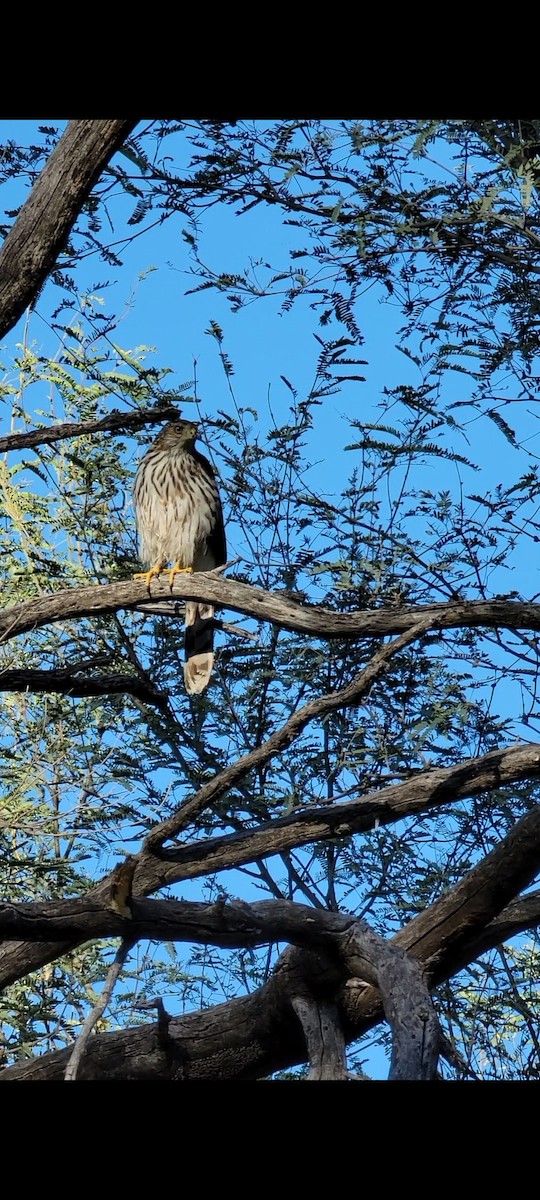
[163,562,193,589]
[133,562,165,588]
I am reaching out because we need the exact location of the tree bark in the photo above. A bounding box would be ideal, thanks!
[2,579,540,647]
[0,119,136,337]
[291,997,349,1079]
[0,404,179,455]
[0,902,441,1081]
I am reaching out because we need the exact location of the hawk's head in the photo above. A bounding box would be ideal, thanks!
[155,420,198,450]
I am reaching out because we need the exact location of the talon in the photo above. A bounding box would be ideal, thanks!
[133,563,164,589]
[164,563,193,590]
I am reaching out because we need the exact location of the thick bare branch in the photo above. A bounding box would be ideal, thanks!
[1,742,540,991]
[0,119,136,337]
[0,405,180,456]
[154,743,540,882]
[464,890,540,957]
[337,921,440,1080]
[2,576,540,649]
[3,802,537,1082]
[0,896,441,1080]
[0,955,332,1080]
[2,868,539,956]
[339,800,540,1037]
[291,997,349,1080]
[0,668,167,706]
[395,801,540,975]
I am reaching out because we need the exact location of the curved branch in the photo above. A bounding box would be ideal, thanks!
[154,743,540,881]
[340,924,439,1081]
[397,803,540,975]
[0,897,440,1081]
[465,890,540,956]
[3,787,540,953]
[2,576,540,648]
[0,119,137,337]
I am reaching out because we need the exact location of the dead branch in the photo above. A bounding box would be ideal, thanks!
[1,869,539,956]
[133,601,259,642]
[338,921,440,1081]
[133,558,249,632]
[1,744,540,993]
[0,896,441,1080]
[3,807,537,1082]
[145,619,435,848]
[155,743,540,882]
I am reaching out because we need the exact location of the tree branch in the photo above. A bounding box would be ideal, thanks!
[0,405,181,456]
[2,850,539,957]
[337,921,440,1080]
[2,802,537,1082]
[0,667,168,706]
[2,576,540,649]
[464,889,540,958]
[0,896,441,1080]
[396,803,540,977]
[1,739,540,1003]
[1,742,540,992]
[153,742,540,882]
[0,120,137,338]
[291,997,348,1079]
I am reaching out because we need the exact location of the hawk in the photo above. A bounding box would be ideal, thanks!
[133,419,227,694]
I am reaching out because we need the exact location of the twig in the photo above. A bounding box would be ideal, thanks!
[145,619,435,847]
[135,997,172,1046]
[64,939,134,1081]
[215,619,259,642]
[439,1032,480,1080]
[207,558,242,575]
